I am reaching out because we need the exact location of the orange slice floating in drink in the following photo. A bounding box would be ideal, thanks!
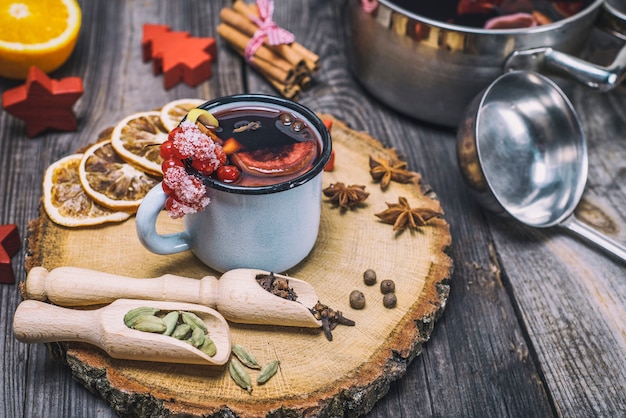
[230,141,318,177]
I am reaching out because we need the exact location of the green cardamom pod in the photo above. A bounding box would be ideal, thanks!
[171,323,192,340]
[181,311,208,333]
[189,326,205,347]
[161,311,179,336]
[199,336,217,357]
[257,360,280,384]
[228,357,252,393]
[124,307,159,328]
[131,315,167,333]
[231,344,261,369]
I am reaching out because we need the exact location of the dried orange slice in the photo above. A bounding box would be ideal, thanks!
[79,139,161,212]
[43,154,131,227]
[110,111,169,176]
[159,98,206,132]
[0,0,82,79]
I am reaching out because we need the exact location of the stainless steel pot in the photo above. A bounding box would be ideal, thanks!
[346,0,626,126]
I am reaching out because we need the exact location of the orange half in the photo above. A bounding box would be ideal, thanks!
[0,0,82,79]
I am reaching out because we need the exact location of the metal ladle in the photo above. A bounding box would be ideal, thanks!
[457,71,626,263]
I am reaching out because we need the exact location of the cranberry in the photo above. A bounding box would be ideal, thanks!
[191,158,218,175]
[161,182,174,195]
[165,195,179,212]
[160,140,175,159]
[161,158,184,173]
[216,165,240,183]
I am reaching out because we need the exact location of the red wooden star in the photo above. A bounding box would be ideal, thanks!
[142,24,216,89]
[1,66,84,138]
[0,224,21,284]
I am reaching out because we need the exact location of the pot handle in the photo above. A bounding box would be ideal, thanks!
[504,1,626,92]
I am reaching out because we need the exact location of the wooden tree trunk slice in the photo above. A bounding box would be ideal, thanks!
[26,116,453,417]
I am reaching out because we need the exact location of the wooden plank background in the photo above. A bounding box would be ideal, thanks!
[0,0,624,416]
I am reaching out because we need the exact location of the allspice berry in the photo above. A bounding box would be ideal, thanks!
[383,293,397,309]
[380,279,395,294]
[349,290,366,309]
[363,269,377,286]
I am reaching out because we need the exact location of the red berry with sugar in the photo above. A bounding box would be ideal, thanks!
[167,126,183,141]
[165,195,179,212]
[161,158,184,173]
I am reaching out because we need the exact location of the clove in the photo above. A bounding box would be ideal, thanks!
[310,301,355,341]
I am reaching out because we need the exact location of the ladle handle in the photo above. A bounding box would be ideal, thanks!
[561,216,626,263]
[504,46,626,92]
[13,300,99,344]
[24,266,219,308]
[504,2,626,91]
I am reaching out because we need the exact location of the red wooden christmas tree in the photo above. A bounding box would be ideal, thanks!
[142,24,217,89]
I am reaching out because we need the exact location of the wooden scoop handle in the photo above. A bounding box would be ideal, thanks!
[13,300,100,344]
[25,266,219,308]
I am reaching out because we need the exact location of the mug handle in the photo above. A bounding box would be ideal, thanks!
[503,1,626,91]
[136,183,191,254]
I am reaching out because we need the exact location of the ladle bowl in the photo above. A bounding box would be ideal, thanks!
[457,71,626,262]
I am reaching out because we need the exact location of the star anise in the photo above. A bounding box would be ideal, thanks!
[323,182,369,209]
[375,196,443,231]
[369,156,420,190]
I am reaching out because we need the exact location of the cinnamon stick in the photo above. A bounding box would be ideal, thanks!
[216,23,296,85]
[230,45,301,100]
[290,42,320,74]
[267,77,301,100]
[297,73,312,90]
[230,42,296,88]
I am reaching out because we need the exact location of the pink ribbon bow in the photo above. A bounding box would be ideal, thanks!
[244,0,296,63]
[361,0,378,14]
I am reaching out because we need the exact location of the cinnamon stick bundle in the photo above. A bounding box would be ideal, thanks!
[217,1,320,99]
[233,1,320,73]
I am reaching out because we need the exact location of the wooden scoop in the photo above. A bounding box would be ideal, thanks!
[13,298,231,366]
[25,267,322,328]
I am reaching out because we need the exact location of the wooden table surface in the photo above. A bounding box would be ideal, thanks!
[1,1,625,417]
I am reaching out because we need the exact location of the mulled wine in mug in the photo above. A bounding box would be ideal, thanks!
[136,94,332,273]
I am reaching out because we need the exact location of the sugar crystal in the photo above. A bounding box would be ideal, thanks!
[173,120,223,163]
